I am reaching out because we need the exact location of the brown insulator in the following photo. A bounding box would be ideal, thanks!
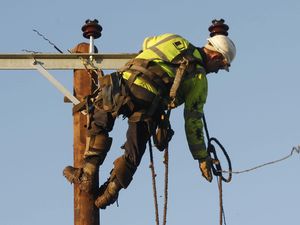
[81,19,102,39]
[208,19,229,37]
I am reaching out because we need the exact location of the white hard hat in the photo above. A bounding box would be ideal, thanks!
[206,35,236,65]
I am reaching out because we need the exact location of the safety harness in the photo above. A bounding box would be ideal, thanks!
[119,52,204,118]
[119,58,170,121]
[74,34,205,124]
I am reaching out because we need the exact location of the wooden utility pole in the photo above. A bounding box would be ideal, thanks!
[73,20,102,225]
[0,19,136,225]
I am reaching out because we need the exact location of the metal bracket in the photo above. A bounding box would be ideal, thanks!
[32,59,87,115]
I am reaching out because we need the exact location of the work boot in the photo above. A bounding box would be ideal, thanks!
[63,156,100,193]
[63,134,112,193]
[95,177,122,209]
[95,156,136,209]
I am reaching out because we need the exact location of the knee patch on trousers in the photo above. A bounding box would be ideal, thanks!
[84,135,113,158]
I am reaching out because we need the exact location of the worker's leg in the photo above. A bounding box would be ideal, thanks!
[63,107,115,193]
[95,120,151,209]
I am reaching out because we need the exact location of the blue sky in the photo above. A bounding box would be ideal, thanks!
[0,1,299,225]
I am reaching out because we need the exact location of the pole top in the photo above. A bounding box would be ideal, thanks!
[81,19,102,39]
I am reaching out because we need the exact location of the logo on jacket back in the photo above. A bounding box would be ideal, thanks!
[173,41,185,51]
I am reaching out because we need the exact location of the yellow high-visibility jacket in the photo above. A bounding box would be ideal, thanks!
[123,33,208,160]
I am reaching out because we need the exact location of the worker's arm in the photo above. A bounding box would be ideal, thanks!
[180,72,212,182]
[180,73,208,160]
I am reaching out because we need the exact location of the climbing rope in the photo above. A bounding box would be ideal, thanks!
[162,110,171,225]
[163,148,169,225]
[217,177,227,225]
[148,136,160,225]
[148,135,170,225]
[148,110,171,225]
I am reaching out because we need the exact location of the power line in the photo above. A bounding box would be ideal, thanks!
[222,145,300,174]
[32,29,64,53]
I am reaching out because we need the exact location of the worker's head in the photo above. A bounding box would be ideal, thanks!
[203,35,236,73]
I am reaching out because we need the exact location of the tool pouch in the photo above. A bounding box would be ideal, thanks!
[98,72,122,113]
[153,113,174,151]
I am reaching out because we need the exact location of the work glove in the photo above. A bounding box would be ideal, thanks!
[199,155,213,182]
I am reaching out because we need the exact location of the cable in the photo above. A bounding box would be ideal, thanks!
[32,29,63,53]
[221,145,300,174]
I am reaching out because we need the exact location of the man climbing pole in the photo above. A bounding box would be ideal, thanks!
[63,19,236,209]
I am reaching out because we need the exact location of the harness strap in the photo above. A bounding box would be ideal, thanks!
[121,59,168,91]
[147,93,162,116]
[126,70,139,89]
[110,72,121,96]
[121,58,174,87]
[147,65,174,85]
[119,58,151,73]
[168,57,189,108]
[129,65,164,91]
[111,95,125,118]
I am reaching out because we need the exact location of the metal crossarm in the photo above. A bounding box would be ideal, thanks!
[0,53,137,70]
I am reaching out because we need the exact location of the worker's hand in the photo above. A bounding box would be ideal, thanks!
[199,156,213,182]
